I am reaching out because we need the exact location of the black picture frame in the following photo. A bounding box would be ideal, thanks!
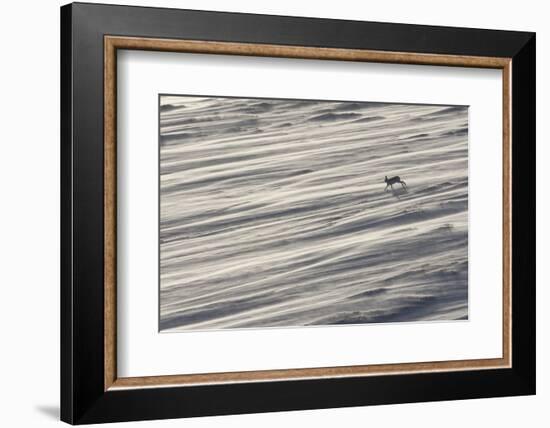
[61,2,535,424]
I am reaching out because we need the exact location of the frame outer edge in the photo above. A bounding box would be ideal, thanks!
[60,3,75,424]
[63,3,536,423]
[510,33,536,391]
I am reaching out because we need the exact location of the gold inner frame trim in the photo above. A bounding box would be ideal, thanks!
[104,35,512,391]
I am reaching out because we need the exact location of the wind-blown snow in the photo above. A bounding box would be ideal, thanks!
[159,95,468,332]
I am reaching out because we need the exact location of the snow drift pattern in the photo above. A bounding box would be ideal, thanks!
[159,95,468,332]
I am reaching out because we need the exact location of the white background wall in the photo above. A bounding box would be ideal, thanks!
[0,0,546,426]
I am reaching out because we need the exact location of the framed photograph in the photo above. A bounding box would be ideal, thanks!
[60,2,535,424]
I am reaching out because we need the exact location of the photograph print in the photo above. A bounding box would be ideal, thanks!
[159,94,469,332]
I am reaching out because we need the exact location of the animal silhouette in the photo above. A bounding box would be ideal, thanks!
[384,175,407,191]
